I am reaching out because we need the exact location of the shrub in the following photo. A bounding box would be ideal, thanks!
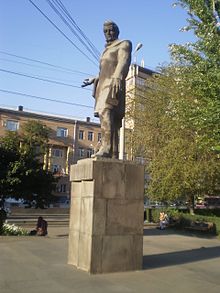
[145,207,220,236]
[0,209,7,235]
[2,222,29,236]
[195,209,220,217]
[146,207,182,223]
[171,213,219,235]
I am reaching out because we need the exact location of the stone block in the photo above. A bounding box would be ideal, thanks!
[68,230,79,266]
[70,160,93,181]
[101,235,143,273]
[71,182,81,198]
[106,199,143,235]
[132,235,143,269]
[97,162,125,199]
[81,180,94,197]
[78,233,92,271]
[90,235,103,274]
[70,159,102,181]
[80,198,93,234]
[69,198,81,231]
[125,164,145,199]
[92,199,106,235]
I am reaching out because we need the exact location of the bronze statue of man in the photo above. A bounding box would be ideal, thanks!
[82,20,132,158]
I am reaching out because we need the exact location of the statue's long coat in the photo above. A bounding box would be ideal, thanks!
[93,39,132,126]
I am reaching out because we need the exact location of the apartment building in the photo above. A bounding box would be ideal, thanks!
[0,106,101,203]
[125,64,155,161]
[126,64,155,120]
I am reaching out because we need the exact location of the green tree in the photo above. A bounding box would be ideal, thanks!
[171,0,220,149]
[21,120,49,155]
[0,121,57,208]
[0,131,21,197]
[128,0,220,211]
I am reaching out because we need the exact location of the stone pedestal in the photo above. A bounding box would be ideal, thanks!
[68,158,144,274]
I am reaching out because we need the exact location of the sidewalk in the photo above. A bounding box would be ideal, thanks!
[1,226,220,293]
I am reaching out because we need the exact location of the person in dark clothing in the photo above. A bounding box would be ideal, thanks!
[36,216,48,236]
[29,216,48,236]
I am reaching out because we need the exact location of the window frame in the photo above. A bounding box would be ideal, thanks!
[57,127,68,138]
[6,120,19,131]
[52,164,61,173]
[78,148,85,158]
[78,129,84,140]
[86,148,94,158]
[97,132,102,142]
[52,148,63,157]
[88,131,94,141]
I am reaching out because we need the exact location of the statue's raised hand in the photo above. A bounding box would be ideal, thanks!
[81,77,96,87]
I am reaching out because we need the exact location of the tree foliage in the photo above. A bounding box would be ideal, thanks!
[170,0,220,149]
[0,121,57,208]
[128,0,220,205]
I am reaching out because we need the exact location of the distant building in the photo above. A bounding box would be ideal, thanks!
[0,106,101,203]
[125,63,156,161]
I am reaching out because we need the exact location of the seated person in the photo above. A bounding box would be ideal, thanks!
[30,216,48,236]
[159,212,169,230]
[36,216,48,236]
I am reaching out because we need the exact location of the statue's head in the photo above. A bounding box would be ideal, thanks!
[103,20,119,43]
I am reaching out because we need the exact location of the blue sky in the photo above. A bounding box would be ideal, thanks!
[0,0,195,121]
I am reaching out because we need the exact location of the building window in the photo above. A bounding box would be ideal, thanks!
[6,120,19,131]
[136,77,145,86]
[97,132,102,142]
[57,127,68,137]
[78,148,84,158]
[52,164,61,173]
[88,131,93,141]
[135,157,145,165]
[57,184,66,193]
[52,148,63,157]
[86,148,94,158]
[79,130,84,140]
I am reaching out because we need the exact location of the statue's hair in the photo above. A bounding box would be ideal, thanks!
[103,20,120,37]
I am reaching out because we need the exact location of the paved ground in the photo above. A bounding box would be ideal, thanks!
[1,225,220,293]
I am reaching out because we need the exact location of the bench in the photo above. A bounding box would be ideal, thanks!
[185,221,215,233]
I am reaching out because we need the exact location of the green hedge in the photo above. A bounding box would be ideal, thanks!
[177,213,220,235]
[145,207,220,235]
[195,209,220,217]
[145,207,180,223]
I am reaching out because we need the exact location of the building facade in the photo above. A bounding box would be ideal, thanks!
[0,106,101,203]
[125,64,155,161]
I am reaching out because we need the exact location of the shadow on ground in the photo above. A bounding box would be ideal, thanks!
[143,245,220,270]
[56,234,69,238]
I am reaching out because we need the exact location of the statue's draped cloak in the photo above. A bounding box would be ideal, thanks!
[93,39,132,126]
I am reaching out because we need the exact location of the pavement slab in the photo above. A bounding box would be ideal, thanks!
[1,226,220,293]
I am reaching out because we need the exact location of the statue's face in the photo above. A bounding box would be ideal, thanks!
[103,25,117,43]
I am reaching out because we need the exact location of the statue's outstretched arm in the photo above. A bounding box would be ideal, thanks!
[81,77,96,87]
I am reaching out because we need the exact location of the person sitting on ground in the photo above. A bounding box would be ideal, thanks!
[30,216,48,236]
[159,212,169,230]
[36,216,48,236]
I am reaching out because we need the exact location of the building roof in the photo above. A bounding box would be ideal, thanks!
[0,106,100,126]
[135,64,156,75]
